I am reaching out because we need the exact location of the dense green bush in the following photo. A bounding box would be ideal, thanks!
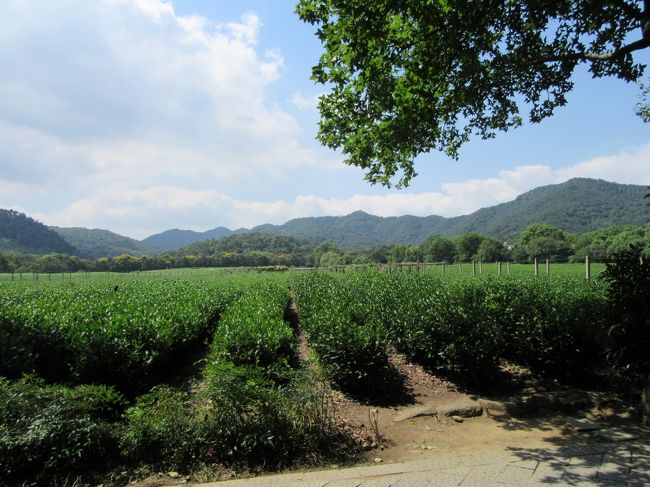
[296,270,609,384]
[0,279,243,394]
[490,276,608,377]
[0,377,125,485]
[209,281,294,369]
[122,364,343,470]
[293,272,392,395]
[602,246,650,383]
[375,274,503,380]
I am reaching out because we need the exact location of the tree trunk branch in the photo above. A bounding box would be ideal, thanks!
[544,36,650,63]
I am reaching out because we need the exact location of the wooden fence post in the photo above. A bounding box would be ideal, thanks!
[586,255,591,281]
[479,261,483,275]
[546,259,550,275]
[506,261,511,275]
[534,258,539,277]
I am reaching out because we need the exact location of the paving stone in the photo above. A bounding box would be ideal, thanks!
[506,459,539,470]
[437,466,473,477]
[568,453,604,467]
[394,471,462,487]
[325,479,364,487]
[602,451,632,467]
[493,464,535,485]
[596,429,639,442]
[457,464,506,485]
[561,469,600,485]
[597,460,631,482]
[529,461,566,484]
[420,473,465,487]
[357,474,402,487]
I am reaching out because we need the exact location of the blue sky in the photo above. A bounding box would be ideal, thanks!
[1,0,648,239]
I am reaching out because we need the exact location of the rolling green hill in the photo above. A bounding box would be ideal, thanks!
[51,227,160,259]
[176,233,313,256]
[142,227,236,251]
[4,178,648,256]
[0,209,79,255]
[247,178,650,248]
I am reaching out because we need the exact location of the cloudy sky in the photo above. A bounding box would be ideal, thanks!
[1,0,649,239]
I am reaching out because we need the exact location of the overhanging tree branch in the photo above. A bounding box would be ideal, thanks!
[544,37,650,63]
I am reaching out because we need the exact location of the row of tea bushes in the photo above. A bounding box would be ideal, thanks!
[1,275,348,485]
[292,272,392,395]
[374,273,609,380]
[208,280,294,369]
[0,279,244,394]
[124,278,342,474]
[294,270,609,383]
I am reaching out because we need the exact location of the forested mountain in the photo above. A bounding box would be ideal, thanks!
[247,179,650,248]
[0,209,79,255]
[51,227,160,259]
[142,227,235,250]
[177,233,313,256]
[3,179,648,256]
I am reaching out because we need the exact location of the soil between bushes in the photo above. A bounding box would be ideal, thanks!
[325,350,646,467]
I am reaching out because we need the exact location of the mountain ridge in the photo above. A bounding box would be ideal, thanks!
[50,227,160,259]
[116,178,650,251]
[2,178,648,255]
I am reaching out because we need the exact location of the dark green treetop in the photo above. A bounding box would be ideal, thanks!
[297,0,650,187]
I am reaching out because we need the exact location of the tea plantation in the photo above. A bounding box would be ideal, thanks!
[0,261,646,485]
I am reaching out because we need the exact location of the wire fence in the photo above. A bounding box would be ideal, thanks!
[0,257,604,283]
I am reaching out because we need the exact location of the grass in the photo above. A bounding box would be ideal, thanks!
[0,262,606,283]
[0,266,288,282]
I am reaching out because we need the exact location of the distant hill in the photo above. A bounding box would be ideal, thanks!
[142,227,235,251]
[51,227,160,259]
[5,178,648,256]
[177,233,313,256]
[0,209,79,255]
[246,178,650,248]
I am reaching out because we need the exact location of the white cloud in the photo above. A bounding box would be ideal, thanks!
[554,144,650,184]
[0,0,320,192]
[39,142,650,238]
[290,92,323,111]
[3,0,649,241]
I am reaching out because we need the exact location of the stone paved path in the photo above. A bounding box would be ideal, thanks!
[198,437,650,487]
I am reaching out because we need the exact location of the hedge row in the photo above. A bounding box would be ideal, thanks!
[294,270,609,383]
[292,272,391,395]
[0,279,244,394]
[208,280,294,369]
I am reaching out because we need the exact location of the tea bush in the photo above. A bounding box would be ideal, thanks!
[209,281,294,369]
[602,246,650,383]
[0,377,125,485]
[490,276,609,377]
[292,272,391,395]
[122,364,343,470]
[0,279,244,394]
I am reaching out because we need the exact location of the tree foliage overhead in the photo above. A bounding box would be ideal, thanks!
[297,0,650,186]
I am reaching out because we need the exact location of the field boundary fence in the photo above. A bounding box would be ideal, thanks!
[322,256,597,280]
[0,257,600,282]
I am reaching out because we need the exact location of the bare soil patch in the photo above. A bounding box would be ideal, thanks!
[328,350,644,466]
